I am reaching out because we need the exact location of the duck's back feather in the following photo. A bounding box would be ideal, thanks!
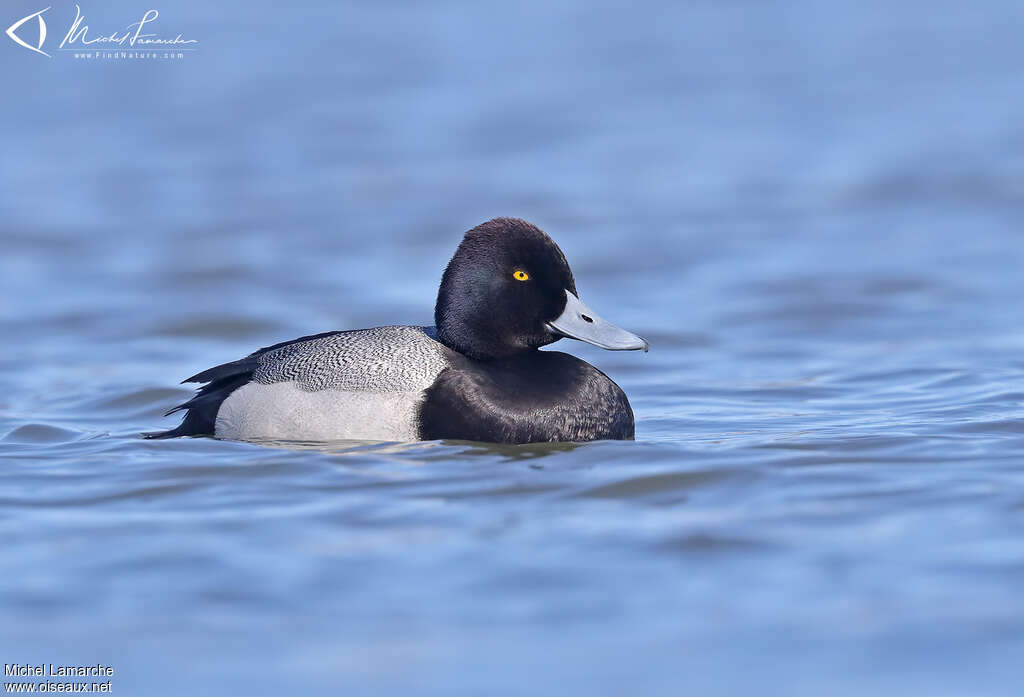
[146,326,450,440]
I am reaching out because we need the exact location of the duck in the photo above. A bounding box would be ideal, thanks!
[146,217,648,444]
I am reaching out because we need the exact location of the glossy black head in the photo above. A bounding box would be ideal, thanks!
[435,218,577,360]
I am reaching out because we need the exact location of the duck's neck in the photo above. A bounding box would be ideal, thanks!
[434,324,533,361]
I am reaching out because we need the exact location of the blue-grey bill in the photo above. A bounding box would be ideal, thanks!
[546,290,650,352]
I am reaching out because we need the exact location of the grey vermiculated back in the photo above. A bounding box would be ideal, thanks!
[252,325,451,392]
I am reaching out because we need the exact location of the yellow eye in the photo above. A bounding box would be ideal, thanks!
[512,269,530,281]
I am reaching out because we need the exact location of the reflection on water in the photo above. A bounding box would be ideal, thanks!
[3,0,1024,695]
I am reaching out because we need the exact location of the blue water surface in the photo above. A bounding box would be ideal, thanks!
[2,1,1024,694]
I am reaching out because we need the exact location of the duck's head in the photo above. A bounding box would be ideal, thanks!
[434,217,649,360]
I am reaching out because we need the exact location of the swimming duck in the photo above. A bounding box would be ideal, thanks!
[147,218,648,444]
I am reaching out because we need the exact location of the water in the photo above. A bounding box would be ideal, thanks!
[3,0,1024,694]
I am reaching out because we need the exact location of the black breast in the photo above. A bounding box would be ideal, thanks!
[417,351,634,443]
